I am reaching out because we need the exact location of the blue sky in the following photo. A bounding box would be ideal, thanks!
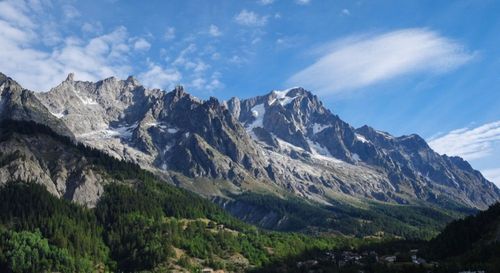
[0,0,499,185]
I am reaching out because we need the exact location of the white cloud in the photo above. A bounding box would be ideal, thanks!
[481,168,500,187]
[62,5,80,20]
[288,28,474,94]
[81,22,103,34]
[173,43,197,67]
[193,61,210,73]
[0,1,34,28]
[296,0,311,5]
[134,38,151,51]
[229,55,246,65]
[428,121,500,160]
[0,0,223,93]
[164,27,175,41]
[208,24,222,37]
[138,62,181,90]
[342,9,350,15]
[258,0,275,5]
[188,72,222,91]
[234,10,268,27]
[0,1,134,91]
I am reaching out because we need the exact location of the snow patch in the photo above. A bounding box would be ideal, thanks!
[167,128,178,134]
[307,139,344,163]
[247,103,265,130]
[375,130,393,139]
[74,91,98,105]
[352,153,361,162]
[269,88,299,106]
[307,139,331,157]
[146,122,178,133]
[78,123,137,140]
[355,133,369,143]
[313,123,330,134]
[50,111,66,119]
[276,137,306,153]
[112,123,137,139]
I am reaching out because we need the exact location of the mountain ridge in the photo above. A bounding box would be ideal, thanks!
[0,72,498,214]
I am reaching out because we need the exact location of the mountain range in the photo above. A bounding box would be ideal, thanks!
[0,72,498,235]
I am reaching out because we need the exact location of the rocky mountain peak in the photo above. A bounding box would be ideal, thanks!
[0,72,498,211]
[125,75,139,85]
[65,73,75,82]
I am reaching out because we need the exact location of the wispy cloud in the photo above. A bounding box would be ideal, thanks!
[81,22,103,34]
[296,0,311,5]
[234,10,268,27]
[481,168,500,187]
[288,28,474,94]
[133,38,151,51]
[258,0,275,5]
[62,4,80,20]
[138,61,181,90]
[428,121,500,160]
[164,27,175,41]
[208,24,222,37]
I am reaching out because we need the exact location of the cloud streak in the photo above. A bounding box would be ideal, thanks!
[481,168,500,187]
[428,121,500,160]
[288,28,474,94]
[234,10,268,27]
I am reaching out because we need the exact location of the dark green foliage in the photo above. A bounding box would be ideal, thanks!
[96,181,353,269]
[252,203,500,273]
[0,183,109,269]
[0,228,93,273]
[0,180,353,272]
[423,202,500,270]
[229,192,461,239]
[105,213,173,271]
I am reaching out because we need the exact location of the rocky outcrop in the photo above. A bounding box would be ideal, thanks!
[0,73,74,138]
[0,127,106,207]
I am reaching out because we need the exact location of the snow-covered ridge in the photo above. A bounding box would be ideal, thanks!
[355,133,369,143]
[313,123,330,134]
[269,87,300,106]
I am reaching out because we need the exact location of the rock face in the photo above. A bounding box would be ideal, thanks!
[0,124,107,207]
[229,88,500,208]
[0,72,498,210]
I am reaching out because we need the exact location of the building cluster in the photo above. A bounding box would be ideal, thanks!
[295,248,440,272]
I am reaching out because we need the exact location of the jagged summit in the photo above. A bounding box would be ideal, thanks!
[0,72,498,210]
[65,73,75,82]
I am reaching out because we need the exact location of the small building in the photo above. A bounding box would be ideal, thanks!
[202,268,214,273]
